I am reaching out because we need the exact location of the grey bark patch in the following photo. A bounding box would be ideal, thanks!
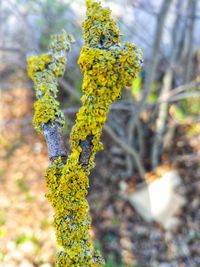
[79,135,93,168]
[42,122,67,163]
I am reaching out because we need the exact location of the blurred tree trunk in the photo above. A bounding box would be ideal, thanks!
[142,0,173,103]
[183,0,197,83]
[125,0,173,175]
[151,0,185,168]
[128,0,173,134]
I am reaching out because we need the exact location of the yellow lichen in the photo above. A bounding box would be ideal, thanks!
[33,93,64,133]
[28,1,142,266]
[45,1,142,266]
[27,30,73,133]
[27,54,51,81]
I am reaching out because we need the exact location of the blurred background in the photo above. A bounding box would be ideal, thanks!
[0,0,200,266]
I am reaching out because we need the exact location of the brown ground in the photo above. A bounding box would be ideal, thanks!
[0,86,199,267]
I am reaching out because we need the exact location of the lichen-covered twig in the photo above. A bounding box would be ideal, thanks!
[27,1,142,266]
[49,1,142,266]
[27,31,74,163]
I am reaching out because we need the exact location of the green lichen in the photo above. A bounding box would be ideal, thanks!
[27,30,74,133]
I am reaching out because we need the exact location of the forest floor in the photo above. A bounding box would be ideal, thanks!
[0,84,200,267]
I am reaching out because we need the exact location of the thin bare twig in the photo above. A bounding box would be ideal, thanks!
[0,46,23,53]
[59,78,81,99]
[104,124,146,180]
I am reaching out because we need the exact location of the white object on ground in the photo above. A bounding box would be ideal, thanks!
[122,170,186,229]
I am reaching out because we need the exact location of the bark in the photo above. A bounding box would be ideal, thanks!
[42,122,67,163]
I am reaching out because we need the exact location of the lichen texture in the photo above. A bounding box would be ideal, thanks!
[27,0,142,266]
[27,30,73,133]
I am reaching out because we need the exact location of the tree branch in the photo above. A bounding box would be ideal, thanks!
[27,31,74,163]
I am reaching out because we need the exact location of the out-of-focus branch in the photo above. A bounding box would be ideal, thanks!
[175,152,200,162]
[104,125,146,180]
[151,0,198,168]
[125,0,173,144]
[0,46,23,53]
[169,92,200,101]
[183,0,197,83]
[151,68,173,168]
[126,0,173,172]
[58,78,81,99]
[169,80,199,96]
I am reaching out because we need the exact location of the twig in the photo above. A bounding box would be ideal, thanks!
[151,68,173,168]
[127,107,136,175]
[27,31,74,163]
[169,91,200,101]
[175,152,200,162]
[136,119,145,159]
[169,81,199,96]
[0,46,23,53]
[135,0,173,135]
[104,125,146,180]
[59,78,81,99]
